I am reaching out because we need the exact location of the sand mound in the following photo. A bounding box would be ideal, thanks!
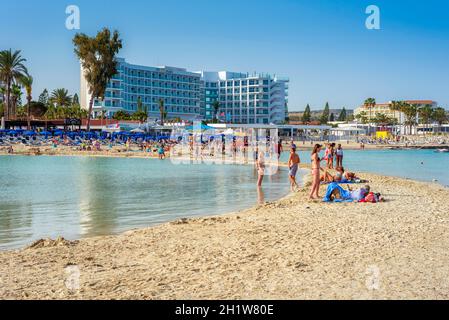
[27,237,79,249]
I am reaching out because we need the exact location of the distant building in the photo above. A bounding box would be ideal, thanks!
[354,100,437,124]
[81,58,202,121]
[197,71,289,124]
[80,58,289,124]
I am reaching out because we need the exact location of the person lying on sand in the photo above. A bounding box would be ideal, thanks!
[321,167,368,184]
[324,183,384,203]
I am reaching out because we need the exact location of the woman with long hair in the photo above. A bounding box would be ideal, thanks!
[309,144,324,199]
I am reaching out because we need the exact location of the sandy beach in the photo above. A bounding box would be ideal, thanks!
[1,169,449,300]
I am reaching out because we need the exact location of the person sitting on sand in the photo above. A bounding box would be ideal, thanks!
[288,146,300,191]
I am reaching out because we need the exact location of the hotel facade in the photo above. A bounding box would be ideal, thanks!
[80,58,289,124]
[354,100,438,124]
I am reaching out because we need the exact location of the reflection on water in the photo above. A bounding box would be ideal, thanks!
[0,156,294,250]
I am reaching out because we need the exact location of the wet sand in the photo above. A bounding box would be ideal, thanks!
[1,170,448,300]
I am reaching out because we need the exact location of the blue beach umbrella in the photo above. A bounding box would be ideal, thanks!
[23,131,37,136]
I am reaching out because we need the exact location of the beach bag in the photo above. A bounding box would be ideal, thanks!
[362,192,377,203]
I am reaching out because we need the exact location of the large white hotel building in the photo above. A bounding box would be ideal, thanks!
[80,58,289,124]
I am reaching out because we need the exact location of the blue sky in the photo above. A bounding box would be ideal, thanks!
[2,0,449,111]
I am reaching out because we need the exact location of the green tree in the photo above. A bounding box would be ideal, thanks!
[302,104,311,123]
[329,113,335,122]
[73,28,123,131]
[338,107,347,122]
[401,102,419,135]
[373,113,397,126]
[29,101,48,118]
[50,88,72,108]
[364,98,376,122]
[38,89,49,105]
[10,84,22,117]
[0,49,28,120]
[72,93,80,105]
[113,110,130,120]
[20,74,33,129]
[355,111,368,124]
[432,107,448,132]
[158,98,165,125]
[212,100,220,122]
[320,102,330,124]
[418,104,434,133]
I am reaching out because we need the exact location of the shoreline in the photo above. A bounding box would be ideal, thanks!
[1,171,449,299]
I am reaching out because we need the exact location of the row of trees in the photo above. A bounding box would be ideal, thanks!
[0,49,34,128]
[1,28,123,131]
[357,98,448,133]
[299,103,352,124]
[0,49,91,128]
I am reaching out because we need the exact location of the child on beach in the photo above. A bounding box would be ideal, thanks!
[288,146,300,191]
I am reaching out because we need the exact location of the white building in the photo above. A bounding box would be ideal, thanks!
[81,58,202,121]
[198,71,288,124]
[80,58,289,124]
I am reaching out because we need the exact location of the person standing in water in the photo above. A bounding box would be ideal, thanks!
[256,151,265,187]
[288,146,300,191]
[158,143,165,160]
[276,138,283,159]
[309,144,324,200]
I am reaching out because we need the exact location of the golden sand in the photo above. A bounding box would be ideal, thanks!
[0,169,448,300]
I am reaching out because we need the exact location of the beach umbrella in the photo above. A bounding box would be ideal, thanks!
[23,131,37,136]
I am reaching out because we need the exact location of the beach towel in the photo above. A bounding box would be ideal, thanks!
[323,183,353,202]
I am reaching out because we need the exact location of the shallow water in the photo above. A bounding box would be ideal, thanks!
[0,156,292,250]
[281,148,449,187]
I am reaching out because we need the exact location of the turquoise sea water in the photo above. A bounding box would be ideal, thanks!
[1,150,447,250]
[0,156,291,250]
[281,149,449,187]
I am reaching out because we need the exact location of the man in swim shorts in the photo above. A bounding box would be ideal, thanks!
[288,146,300,191]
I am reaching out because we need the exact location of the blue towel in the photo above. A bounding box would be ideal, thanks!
[323,183,353,202]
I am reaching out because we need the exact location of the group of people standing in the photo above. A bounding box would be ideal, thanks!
[255,140,346,201]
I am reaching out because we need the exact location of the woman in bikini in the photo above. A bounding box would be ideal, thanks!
[309,144,324,199]
[257,151,265,187]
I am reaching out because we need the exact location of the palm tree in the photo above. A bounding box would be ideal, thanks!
[73,28,123,131]
[418,104,434,134]
[432,107,448,133]
[20,74,33,129]
[10,84,22,119]
[401,102,419,135]
[0,49,28,120]
[212,100,220,122]
[364,98,376,123]
[158,98,165,125]
[49,88,72,108]
[355,111,369,124]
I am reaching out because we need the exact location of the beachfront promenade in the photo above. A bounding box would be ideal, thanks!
[1,166,449,299]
